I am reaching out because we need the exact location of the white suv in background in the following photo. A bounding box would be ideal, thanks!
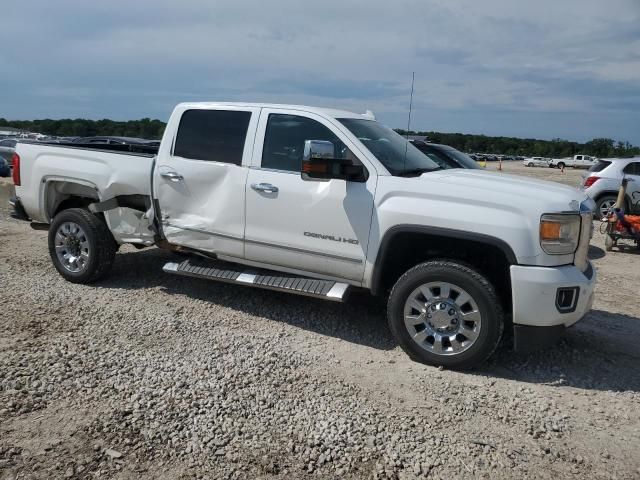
[582,157,640,217]
[523,157,550,167]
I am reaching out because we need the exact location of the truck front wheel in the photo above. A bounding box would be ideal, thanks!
[387,260,504,370]
[48,208,117,284]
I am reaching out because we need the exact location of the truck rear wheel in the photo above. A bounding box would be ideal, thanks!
[48,208,117,284]
[387,260,504,370]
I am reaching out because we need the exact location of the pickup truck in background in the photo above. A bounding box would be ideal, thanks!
[10,102,597,369]
[549,155,597,169]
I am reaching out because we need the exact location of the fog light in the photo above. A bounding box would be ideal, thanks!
[556,287,579,313]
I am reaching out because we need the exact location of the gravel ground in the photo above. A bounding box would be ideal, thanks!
[1,163,639,479]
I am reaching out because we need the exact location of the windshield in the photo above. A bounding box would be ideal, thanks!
[338,118,440,176]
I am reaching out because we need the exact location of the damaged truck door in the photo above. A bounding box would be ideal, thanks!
[152,106,260,258]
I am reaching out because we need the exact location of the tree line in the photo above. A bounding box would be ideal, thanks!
[396,129,640,158]
[0,118,166,140]
[0,117,637,158]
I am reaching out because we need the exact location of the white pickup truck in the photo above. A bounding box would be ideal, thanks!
[549,155,597,169]
[10,102,597,369]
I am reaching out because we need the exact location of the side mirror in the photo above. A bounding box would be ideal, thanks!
[301,140,366,182]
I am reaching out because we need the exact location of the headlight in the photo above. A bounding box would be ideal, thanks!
[540,214,581,254]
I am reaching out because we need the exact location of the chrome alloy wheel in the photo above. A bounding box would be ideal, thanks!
[599,199,617,218]
[403,282,482,355]
[54,222,90,273]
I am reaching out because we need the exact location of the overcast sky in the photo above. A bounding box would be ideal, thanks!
[1,0,639,143]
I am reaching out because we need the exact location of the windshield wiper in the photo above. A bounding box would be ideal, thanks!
[396,167,442,177]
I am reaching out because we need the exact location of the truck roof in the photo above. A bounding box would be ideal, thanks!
[175,102,372,120]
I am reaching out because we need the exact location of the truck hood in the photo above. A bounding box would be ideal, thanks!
[421,169,587,211]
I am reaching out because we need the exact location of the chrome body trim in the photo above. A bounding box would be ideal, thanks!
[245,237,363,264]
[236,273,257,283]
[163,223,242,241]
[326,283,350,299]
[163,223,362,265]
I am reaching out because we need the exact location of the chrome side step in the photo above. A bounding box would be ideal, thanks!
[162,258,350,302]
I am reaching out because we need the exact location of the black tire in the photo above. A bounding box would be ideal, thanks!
[387,260,504,370]
[48,208,117,283]
[527,162,534,167]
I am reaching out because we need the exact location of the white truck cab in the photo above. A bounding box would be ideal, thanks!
[10,102,597,369]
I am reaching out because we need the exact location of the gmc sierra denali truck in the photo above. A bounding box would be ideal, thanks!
[9,102,597,369]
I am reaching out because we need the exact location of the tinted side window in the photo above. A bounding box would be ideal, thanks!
[262,114,353,172]
[623,162,640,175]
[174,109,251,165]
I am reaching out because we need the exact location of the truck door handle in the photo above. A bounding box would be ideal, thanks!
[160,171,184,182]
[251,183,279,193]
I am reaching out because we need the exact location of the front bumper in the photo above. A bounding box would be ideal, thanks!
[9,196,30,221]
[510,262,596,352]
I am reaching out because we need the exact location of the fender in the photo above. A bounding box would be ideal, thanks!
[42,177,100,222]
[595,190,635,209]
[370,224,518,296]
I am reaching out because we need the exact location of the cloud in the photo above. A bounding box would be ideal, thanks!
[1,0,639,143]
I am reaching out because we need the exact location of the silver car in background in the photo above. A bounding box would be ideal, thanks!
[582,157,640,217]
[523,156,550,167]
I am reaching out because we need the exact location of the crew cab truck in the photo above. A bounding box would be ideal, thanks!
[550,155,597,169]
[10,102,597,369]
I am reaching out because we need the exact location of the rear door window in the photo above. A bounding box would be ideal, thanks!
[588,160,611,173]
[174,109,252,165]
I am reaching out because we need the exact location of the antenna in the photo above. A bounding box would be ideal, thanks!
[403,72,415,172]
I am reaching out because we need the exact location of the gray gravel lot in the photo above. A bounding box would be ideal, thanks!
[1,164,639,479]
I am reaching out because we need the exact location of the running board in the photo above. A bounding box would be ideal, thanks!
[162,258,350,302]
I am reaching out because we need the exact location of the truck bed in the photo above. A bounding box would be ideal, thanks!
[15,141,155,224]
[41,140,159,155]
[20,139,157,156]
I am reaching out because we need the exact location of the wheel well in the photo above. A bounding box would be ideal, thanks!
[372,230,513,311]
[594,191,618,201]
[53,197,94,216]
[593,191,631,210]
[45,181,99,220]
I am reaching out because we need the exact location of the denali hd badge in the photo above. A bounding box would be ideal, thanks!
[304,231,359,245]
